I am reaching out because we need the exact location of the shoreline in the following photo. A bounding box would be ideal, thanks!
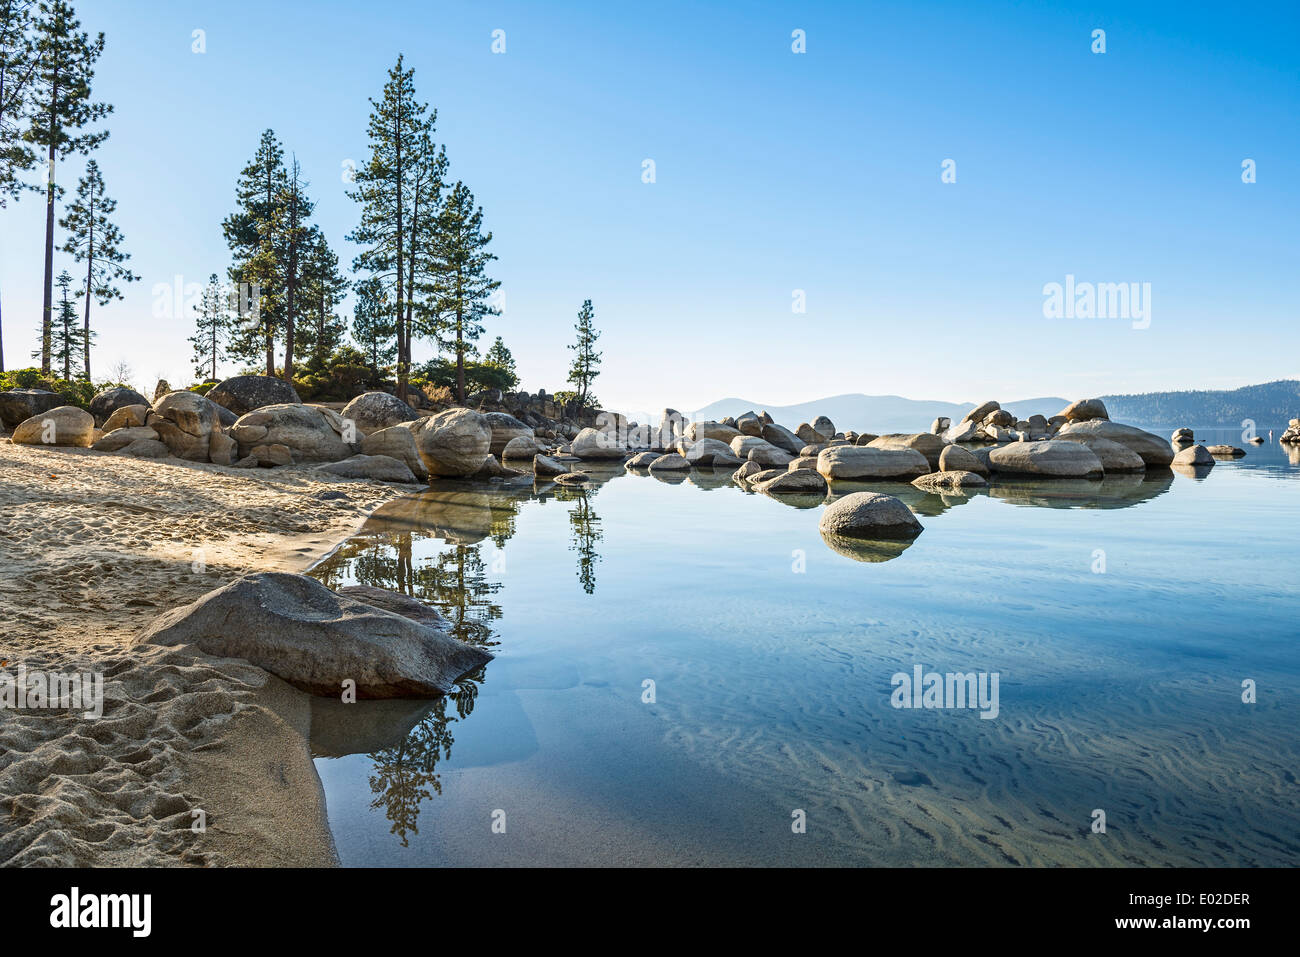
[0,440,411,867]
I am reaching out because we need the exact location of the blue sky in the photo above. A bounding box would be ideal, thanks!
[1,0,1296,416]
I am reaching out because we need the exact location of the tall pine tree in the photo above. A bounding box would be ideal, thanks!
[428,181,499,404]
[59,157,134,380]
[300,231,348,371]
[350,276,396,377]
[189,273,231,381]
[0,0,39,371]
[567,299,601,410]
[26,0,110,375]
[0,0,37,206]
[348,56,440,404]
[222,129,286,375]
[273,156,313,380]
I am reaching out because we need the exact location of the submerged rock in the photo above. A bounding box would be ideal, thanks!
[819,491,923,541]
[136,572,491,698]
[912,470,987,491]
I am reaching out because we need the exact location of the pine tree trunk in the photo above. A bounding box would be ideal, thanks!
[455,307,465,405]
[41,139,56,376]
[82,186,95,381]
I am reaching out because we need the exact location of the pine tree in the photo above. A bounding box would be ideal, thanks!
[223,129,286,375]
[42,268,82,379]
[58,157,134,380]
[0,0,40,371]
[567,299,601,410]
[428,181,499,404]
[347,56,440,404]
[0,0,38,207]
[482,336,518,390]
[299,230,348,371]
[272,156,314,380]
[26,0,110,376]
[350,276,396,376]
[189,273,231,381]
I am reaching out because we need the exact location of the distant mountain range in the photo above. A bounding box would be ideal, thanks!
[694,380,1300,433]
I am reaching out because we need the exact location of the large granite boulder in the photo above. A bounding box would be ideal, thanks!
[1054,420,1174,468]
[409,408,493,476]
[753,468,828,495]
[229,403,355,463]
[962,400,1000,424]
[938,444,987,476]
[684,437,742,467]
[987,440,1103,479]
[136,573,492,698]
[761,422,805,455]
[92,425,159,452]
[501,434,546,459]
[206,375,302,416]
[483,411,533,456]
[11,405,95,447]
[685,420,742,444]
[1172,444,1214,467]
[0,389,62,430]
[340,392,419,436]
[819,491,923,539]
[1051,434,1146,472]
[816,446,930,481]
[868,433,947,471]
[148,391,219,460]
[102,403,149,432]
[360,425,429,480]
[313,454,418,483]
[88,386,149,426]
[1058,398,1109,422]
[571,426,627,460]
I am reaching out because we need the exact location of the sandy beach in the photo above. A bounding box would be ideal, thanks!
[0,440,405,866]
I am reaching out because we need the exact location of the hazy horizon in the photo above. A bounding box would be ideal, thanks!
[2,0,1297,413]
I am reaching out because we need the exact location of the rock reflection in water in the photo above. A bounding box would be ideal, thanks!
[310,678,482,847]
[987,470,1173,509]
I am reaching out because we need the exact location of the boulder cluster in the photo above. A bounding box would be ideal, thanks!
[1281,419,1300,444]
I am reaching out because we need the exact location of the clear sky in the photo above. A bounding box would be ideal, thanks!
[1,0,1296,418]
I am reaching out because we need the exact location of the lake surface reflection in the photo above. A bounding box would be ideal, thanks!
[309,433,1300,866]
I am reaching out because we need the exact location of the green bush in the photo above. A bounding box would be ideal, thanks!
[291,346,391,402]
[0,367,129,410]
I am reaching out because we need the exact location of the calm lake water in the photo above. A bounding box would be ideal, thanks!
[308,427,1300,866]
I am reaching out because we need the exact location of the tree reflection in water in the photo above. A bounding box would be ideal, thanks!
[364,669,482,847]
[560,487,603,595]
[310,484,606,845]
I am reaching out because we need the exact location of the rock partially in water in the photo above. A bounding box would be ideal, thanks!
[1055,420,1174,468]
[1172,444,1214,467]
[987,440,1103,479]
[912,469,987,491]
[137,572,491,698]
[816,446,930,481]
[819,491,923,540]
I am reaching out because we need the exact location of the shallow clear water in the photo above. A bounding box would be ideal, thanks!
[308,429,1300,867]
